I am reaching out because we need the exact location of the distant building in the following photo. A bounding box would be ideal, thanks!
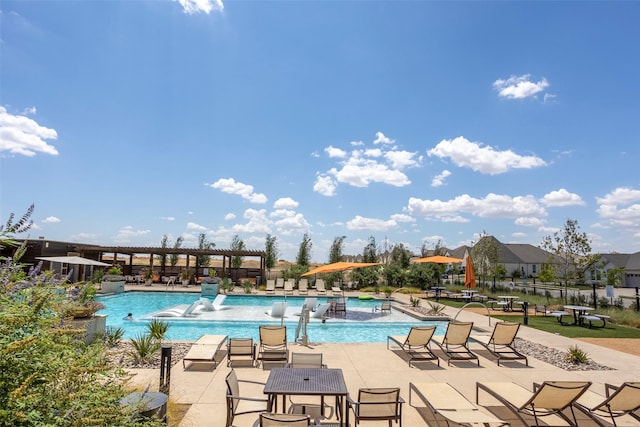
[585,252,640,288]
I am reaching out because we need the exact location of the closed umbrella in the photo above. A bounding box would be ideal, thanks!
[413,255,463,264]
[301,261,380,277]
[464,256,476,289]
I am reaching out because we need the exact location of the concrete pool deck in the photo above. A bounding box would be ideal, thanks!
[121,285,640,426]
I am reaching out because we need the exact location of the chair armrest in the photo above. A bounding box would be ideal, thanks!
[604,383,619,397]
[227,393,269,403]
[237,379,266,387]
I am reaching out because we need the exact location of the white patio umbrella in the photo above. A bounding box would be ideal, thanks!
[36,256,110,267]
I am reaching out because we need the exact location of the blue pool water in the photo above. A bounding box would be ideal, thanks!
[96,292,447,342]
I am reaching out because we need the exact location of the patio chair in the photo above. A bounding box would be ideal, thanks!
[226,337,256,367]
[310,303,331,319]
[476,380,592,427]
[182,334,228,369]
[258,413,310,427]
[348,387,404,427]
[315,279,327,295]
[377,301,392,314]
[409,382,509,426]
[285,353,333,420]
[387,326,439,367]
[265,279,276,295]
[575,382,640,427]
[297,279,309,295]
[225,369,269,427]
[256,325,288,369]
[284,279,295,296]
[474,321,528,366]
[432,321,479,366]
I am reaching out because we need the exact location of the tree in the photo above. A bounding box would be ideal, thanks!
[541,219,599,302]
[170,236,184,272]
[471,233,500,286]
[538,259,556,284]
[328,236,346,263]
[157,235,169,276]
[197,233,215,272]
[350,236,380,288]
[230,235,245,269]
[265,234,279,278]
[606,267,625,287]
[296,233,312,267]
[382,243,412,287]
[362,236,378,263]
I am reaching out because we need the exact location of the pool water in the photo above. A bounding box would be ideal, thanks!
[96,292,447,342]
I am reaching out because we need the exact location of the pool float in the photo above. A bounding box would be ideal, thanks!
[358,295,374,300]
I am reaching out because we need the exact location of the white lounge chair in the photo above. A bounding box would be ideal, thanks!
[266,301,288,318]
[212,294,230,310]
[265,279,276,295]
[303,297,318,311]
[315,279,327,295]
[284,279,294,296]
[298,279,309,295]
[153,301,201,317]
[311,303,331,319]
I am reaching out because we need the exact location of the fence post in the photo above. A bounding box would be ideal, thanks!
[636,287,639,312]
[522,301,529,325]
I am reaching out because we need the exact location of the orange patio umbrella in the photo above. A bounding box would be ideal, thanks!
[301,261,380,277]
[464,256,476,289]
[413,255,463,264]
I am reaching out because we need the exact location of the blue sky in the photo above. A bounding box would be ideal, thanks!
[1,1,639,262]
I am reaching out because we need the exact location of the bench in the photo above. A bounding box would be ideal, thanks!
[551,310,570,325]
[534,304,549,316]
[487,300,509,310]
[580,314,609,329]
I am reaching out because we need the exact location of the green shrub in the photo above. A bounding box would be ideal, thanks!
[129,333,161,364]
[566,345,590,364]
[147,318,169,340]
[104,326,125,347]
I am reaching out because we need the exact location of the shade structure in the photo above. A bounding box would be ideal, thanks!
[36,256,110,267]
[464,256,476,289]
[301,261,380,277]
[413,255,463,264]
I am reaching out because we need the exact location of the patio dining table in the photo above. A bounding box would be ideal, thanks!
[563,305,595,326]
[264,368,349,427]
[496,295,520,311]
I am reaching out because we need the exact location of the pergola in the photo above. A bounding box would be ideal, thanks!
[74,244,267,281]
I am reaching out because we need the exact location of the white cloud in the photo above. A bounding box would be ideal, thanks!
[160,216,175,221]
[493,74,550,99]
[540,189,585,207]
[274,197,299,209]
[596,187,640,231]
[177,0,223,14]
[373,131,394,145]
[0,106,59,157]
[329,157,410,188]
[42,216,60,223]
[346,215,397,231]
[325,146,347,158]
[187,222,208,231]
[407,193,547,221]
[427,136,547,175]
[390,213,415,223]
[313,175,337,196]
[512,232,528,238]
[270,209,296,218]
[230,208,271,233]
[114,226,151,243]
[350,140,364,147]
[515,217,545,227]
[274,213,311,236]
[209,178,268,204]
[431,169,451,187]
[385,150,420,169]
[224,213,236,220]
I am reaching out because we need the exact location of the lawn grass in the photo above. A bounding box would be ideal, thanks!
[490,314,640,339]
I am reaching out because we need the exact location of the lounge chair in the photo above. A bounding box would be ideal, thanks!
[387,326,439,367]
[182,334,228,369]
[297,279,309,295]
[474,321,528,366]
[311,303,331,320]
[348,387,404,427]
[284,279,295,296]
[256,325,288,369]
[153,300,201,317]
[476,380,592,427]
[212,294,231,310]
[226,337,256,367]
[258,413,310,427]
[225,369,269,427]
[303,297,318,311]
[409,382,509,426]
[331,283,343,295]
[432,321,479,366]
[266,301,288,318]
[197,297,215,311]
[575,382,640,427]
[265,279,276,295]
[315,279,327,295]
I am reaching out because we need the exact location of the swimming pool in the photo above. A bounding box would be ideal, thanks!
[96,292,447,343]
